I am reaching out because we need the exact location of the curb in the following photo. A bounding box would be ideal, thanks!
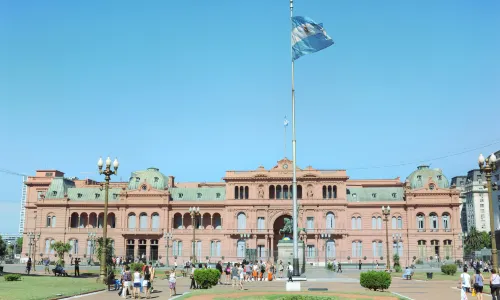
[51,289,106,300]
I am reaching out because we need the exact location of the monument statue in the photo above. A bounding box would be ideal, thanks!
[279,217,306,239]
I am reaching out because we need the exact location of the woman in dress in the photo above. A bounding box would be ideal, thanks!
[132,267,141,299]
[169,269,177,297]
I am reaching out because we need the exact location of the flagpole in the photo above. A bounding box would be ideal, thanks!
[290,0,300,276]
[284,116,287,158]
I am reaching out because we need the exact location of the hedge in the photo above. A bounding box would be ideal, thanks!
[194,269,220,289]
[4,274,22,281]
[441,264,458,275]
[360,270,391,291]
[129,263,145,272]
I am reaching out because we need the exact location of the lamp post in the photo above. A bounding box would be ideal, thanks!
[27,232,40,270]
[88,232,97,264]
[163,232,173,267]
[392,233,402,266]
[320,233,331,269]
[97,156,119,282]
[382,206,391,270]
[189,207,200,263]
[478,153,498,270]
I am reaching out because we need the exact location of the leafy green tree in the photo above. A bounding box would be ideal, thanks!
[16,238,23,254]
[464,227,492,255]
[0,235,6,257]
[96,237,114,269]
[50,241,71,266]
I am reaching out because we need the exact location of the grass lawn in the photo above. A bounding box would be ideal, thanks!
[0,275,105,300]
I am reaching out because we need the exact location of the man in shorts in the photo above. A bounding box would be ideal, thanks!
[231,263,239,289]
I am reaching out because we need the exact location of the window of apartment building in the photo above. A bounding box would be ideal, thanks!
[480,204,484,208]
[481,209,485,213]
[481,214,485,220]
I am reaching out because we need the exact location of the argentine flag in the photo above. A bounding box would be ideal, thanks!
[292,16,334,61]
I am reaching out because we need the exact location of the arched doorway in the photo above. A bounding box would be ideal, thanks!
[273,214,292,260]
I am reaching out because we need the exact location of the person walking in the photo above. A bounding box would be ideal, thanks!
[169,269,177,297]
[459,266,472,298]
[189,264,197,289]
[231,263,239,289]
[337,262,342,273]
[490,269,500,300]
[216,261,223,284]
[44,258,50,274]
[238,263,244,290]
[287,262,293,282]
[122,266,132,299]
[473,269,485,300]
[142,266,152,299]
[132,267,141,299]
[26,258,32,275]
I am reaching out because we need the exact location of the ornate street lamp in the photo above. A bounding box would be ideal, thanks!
[88,232,97,264]
[97,156,119,282]
[163,232,173,267]
[392,233,402,264]
[189,207,200,263]
[382,206,391,270]
[478,153,498,269]
[27,232,40,270]
[320,233,331,269]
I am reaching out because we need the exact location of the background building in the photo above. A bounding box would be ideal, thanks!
[463,170,490,232]
[21,159,463,266]
[451,176,467,233]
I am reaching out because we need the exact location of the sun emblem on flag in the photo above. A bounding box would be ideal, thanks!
[302,25,310,34]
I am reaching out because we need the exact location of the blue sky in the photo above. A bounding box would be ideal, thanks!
[0,0,499,233]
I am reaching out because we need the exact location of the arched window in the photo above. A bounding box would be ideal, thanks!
[356,217,362,230]
[332,186,337,198]
[269,185,275,199]
[50,240,55,254]
[377,217,382,229]
[237,212,246,231]
[173,240,183,256]
[98,213,104,228]
[213,213,222,229]
[70,213,78,228]
[108,213,116,228]
[351,217,356,229]
[372,240,383,257]
[276,185,282,199]
[210,240,221,256]
[283,185,289,199]
[327,186,332,198]
[151,213,160,230]
[326,212,335,229]
[69,239,78,255]
[351,241,362,258]
[444,239,452,258]
[391,217,397,229]
[237,240,246,258]
[397,217,403,229]
[174,213,183,229]
[139,213,148,229]
[234,186,239,199]
[417,214,425,230]
[244,186,249,199]
[372,217,376,229]
[128,213,136,229]
[326,240,336,258]
[322,186,327,199]
[45,239,51,253]
[442,213,450,230]
[429,213,438,230]
[46,214,56,228]
[297,185,303,199]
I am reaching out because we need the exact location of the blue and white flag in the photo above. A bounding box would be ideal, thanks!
[292,16,334,61]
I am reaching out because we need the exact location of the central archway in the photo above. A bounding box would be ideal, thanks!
[273,214,292,260]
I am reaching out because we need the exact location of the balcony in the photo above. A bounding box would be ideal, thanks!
[121,228,162,235]
[67,228,105,233]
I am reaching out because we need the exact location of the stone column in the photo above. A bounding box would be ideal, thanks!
[134,240,138,260]
[146,239,150,261]
[270,235,274,262]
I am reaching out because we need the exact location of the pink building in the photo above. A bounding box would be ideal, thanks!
[22,158,463,266]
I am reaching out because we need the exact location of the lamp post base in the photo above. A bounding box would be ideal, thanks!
[292,258,300,276]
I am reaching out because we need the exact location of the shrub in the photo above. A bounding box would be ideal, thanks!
[441,264,458,275]
[326,261,334,271]
[4,274,21,281]
[394,265,402,273]
[415,259,423,265]
[129,263,144,272]
[360,271,391,291]
[194,269,220,289]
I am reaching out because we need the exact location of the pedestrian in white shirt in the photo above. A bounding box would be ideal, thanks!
[287,262,293,282]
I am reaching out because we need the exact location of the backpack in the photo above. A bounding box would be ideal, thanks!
[261,264,265,272]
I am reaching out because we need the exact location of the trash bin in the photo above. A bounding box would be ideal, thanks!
[426,272,433,279]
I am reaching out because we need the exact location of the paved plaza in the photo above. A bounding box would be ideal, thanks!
[0,264,475,300]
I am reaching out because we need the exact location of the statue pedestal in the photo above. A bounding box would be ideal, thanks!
[277,240,304,271]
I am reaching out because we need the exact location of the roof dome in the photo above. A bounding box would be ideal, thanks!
[127,167,168,190]
[406,165,449,190]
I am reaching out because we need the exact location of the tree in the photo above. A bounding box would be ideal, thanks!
[16,238,23,254]
[0,236,6,258]
[464,227,492,255]
[96,237,114,269]
[50,241,71,266]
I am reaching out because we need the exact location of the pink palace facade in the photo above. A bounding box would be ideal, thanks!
[22,158,463,266]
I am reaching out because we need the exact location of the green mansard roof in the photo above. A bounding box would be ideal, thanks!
[347,187,404,202]
[170,187,226,201]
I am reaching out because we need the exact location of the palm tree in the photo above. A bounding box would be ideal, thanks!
[50,241,71,266]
